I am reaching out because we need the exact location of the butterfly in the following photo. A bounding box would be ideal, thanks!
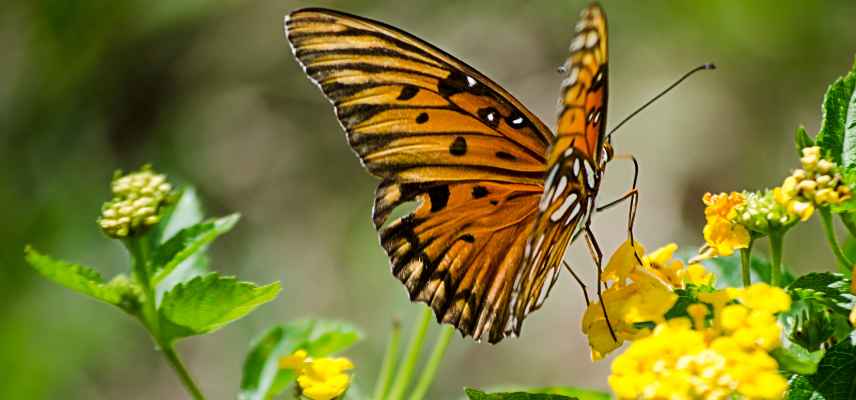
[285,3,629,343]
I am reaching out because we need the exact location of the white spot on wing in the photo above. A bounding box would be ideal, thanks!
[550,193,577,222]
[564,202,582,225]
[584,161,597,189]
[573,158,581,176]
[512,116,524,125]
[585,31,599,48]
[466,76,477,87]
[570,36,584,52]
[552,176,568,204]
[562,68,579,88]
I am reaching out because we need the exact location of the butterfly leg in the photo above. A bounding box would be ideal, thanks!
[596,154,643,265]
[584,226,617,341]
[563,260,590,306]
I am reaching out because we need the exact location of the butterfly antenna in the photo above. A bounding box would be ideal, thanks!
[607,63,716,139]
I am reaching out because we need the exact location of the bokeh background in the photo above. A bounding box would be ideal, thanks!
[3,1,856,398]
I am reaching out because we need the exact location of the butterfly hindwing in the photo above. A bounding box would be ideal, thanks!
[285,8,559,343]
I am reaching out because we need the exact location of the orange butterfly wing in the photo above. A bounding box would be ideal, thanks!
[513,3,609,331]
[286,8,556,343]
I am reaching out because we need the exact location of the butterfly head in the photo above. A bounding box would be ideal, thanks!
[601,137,614,166]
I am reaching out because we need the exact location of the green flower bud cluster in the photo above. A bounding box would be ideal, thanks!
[98,167,174,238]
[733,190,794,235]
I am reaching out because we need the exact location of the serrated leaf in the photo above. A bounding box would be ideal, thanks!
[24,246,141,312]
[843,69,856,167]
[796,126,816,156]
[151,214,239,285]
[816,59,856,164]
[786,375,827,400]
[465,388,578,400]
[159,273,280,340]
[239,320,362,400]
[772,341,825,375]
[787,332,856,400]
[156,187,205,244]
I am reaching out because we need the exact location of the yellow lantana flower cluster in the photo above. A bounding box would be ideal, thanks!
[582,241,712,360]
[774,146,852,220]
[279,350,354,400]
[98,166,174,238]
[608,283,791,400]
[697,192,751,260]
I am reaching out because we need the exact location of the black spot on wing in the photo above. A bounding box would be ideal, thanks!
[495,151,516,161]
[460,234,475,243]
[449,136,467,156]
[427,185,450,212]
[416,112,429,124]
[397,85,419,100]
[471,185,489,199]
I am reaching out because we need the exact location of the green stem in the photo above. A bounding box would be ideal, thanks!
[160,342,205,400]
[768,232,784,287]
[739,242,753,287]
[373,320,402,400]
[387,307,432,400]
[126,236,206,400]
[407,325,454,400]
[819,207,853,274]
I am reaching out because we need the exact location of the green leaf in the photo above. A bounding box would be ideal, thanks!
[796,126,816,156]
[786,375,827,400]
[156,187,205,244]
[239,320,362,400]
[151,214,239,285]
[816,59,856,165]
[772,341,825,375]
[843,68,856,168]
[787,332,856,400]
[159,273,280,340]
[24,246,142,313]
[782,273,855,351]
[464,388,578,400]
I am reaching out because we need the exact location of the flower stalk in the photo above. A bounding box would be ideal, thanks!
[739,243,753,287]
[768,232,784,287]
[387,307,432,400]
[373,320,402,400]
[408,325,454,400]
[819,207,853,274]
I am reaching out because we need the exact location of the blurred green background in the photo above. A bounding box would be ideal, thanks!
[3,0,856,398]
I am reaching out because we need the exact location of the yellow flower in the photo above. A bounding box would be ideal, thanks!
[727,283,791,314]
[297,357,354,400]
[279,349,309,371]
[584,241,685,360]
[602,240,645,284]
[608,283,791,399]
[702,215,751,257]
[680,263,715,286]
[703,192,745,220]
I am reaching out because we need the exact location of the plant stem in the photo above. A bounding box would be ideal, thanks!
[126,236,206,400]
[819,207,853,274]
[387,307,432,400]
[373,320,402,400]
[407,325,454,400]
[161,341,206,400]
[739,242,753,287]
[768,232,784,287]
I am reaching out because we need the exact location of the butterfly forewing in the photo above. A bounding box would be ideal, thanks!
[285,8,565,343]
[513,4,609,331]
